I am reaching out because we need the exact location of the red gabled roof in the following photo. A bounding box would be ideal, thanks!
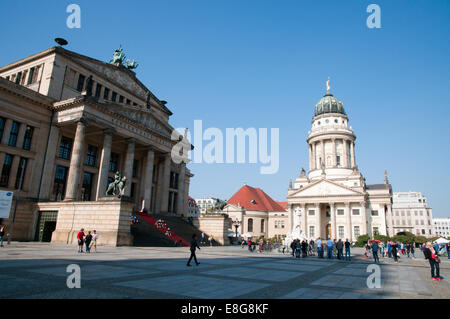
[227,185,285,212]
[277,202,288,211]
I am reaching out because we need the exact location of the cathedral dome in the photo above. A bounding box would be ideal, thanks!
[314,91,346,117]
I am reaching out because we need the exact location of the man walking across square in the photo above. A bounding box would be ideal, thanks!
[187,234,200,266]
[372,241,380,263]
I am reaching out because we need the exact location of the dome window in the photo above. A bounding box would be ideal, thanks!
[335,119,338,123]
[326,119,329,123]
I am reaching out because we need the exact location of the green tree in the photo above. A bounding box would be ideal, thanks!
[356,234,370,247]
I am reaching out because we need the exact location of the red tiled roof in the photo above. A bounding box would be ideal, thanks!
[227,185,285,212]
[277,202,288,211]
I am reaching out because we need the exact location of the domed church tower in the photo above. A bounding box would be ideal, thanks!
[307,78,358,181]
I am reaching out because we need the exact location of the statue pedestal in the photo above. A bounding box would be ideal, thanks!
[283,227,307,247]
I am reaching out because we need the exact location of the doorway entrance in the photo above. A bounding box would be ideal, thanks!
[35,211,58,242]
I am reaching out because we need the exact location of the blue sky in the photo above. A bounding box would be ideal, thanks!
[1,1,449,217]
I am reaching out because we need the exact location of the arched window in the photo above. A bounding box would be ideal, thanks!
[248,218,253,232]
[261,219,265,233]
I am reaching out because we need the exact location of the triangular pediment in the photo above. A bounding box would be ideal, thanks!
[288,179,364,198]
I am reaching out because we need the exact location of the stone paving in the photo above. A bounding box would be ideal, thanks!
[0,243,449,299]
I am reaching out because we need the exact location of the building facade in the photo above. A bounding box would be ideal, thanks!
[286,83,393,241]
[0,46,192,245]
[433,218,450,238]
[223,185,288,239]
[195,197,217,215]
[392,191,434,237]
[187,196,200,217]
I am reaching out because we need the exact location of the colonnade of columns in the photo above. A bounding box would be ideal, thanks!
[63,118,187,215]
[308,138,356,170]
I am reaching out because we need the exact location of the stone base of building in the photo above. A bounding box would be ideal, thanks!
[192,214,232,245]
[36,197,134,247]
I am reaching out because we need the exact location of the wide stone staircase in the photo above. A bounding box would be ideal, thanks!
[132,212,221,247]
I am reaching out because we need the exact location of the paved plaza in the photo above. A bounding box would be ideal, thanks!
[1,243,449,299]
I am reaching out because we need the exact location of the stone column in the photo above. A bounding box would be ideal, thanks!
[176,164,186,215]
[343,139,348,168]
[331,139,337,167]
[345,202,352,240]
[316,203,321,239]
[321,140,325,167]
[289,204,294,233]
[360,201,367,235]
[39,125,60,200]
[159,154,172,214]
[301,203,307,237]
[330,202,336,240]
[95,129,113,200]
[65,119,87,201]
[1,119,12,144]
[142,148,155,212]
[16,124,27,149]
[351,141,356,168]
[123,138,135,197]
[312,142,317,170]
[308,144,312,171]
[8,156,21,189]
[0,153,5,171]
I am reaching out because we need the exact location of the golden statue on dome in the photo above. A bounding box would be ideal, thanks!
[326,76,331,92]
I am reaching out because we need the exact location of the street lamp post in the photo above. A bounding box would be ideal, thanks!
[233,220,241,244]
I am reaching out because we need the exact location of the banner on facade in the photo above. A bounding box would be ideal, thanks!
[0,190,13,218]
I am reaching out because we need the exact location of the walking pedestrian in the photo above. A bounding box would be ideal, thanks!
[391,241,399,263]
[0,226,4,247]
[372,241,380,263]
[344,238,351,261]
[90,230,98,253]
[301,240,308,258]
[411,242,415,258]
[316,237,323,258]
[424,242,441,281]
[187,234,200,266]
[85,231,92,253]
[258,238,264,253]
[77,228,85,253]
[201,232,205,245]
[387,241,392,258]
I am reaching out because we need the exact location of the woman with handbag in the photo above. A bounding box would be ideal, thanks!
[424,242,441,281]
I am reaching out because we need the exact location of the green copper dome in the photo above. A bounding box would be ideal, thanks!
[314,91,346,117]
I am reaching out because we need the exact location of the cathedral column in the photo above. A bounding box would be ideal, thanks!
[321,140,325,168]
[316,203,321,238]
[123,138,135,197]
[301,203,307,236]
[312,142,317,169]
[345,202,352,240]
[330,202,336,240]
[65,119,87,201]
[289,204,294,233]
[309,144,312,171]
[343,139,348,168]
[142,148,155,212]
[350,141,356,168]
[0,119,12,144]
[360,201,368,235]
[331,138,337,167]
[95,129,113,200]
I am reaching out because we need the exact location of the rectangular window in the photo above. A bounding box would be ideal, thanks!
[309,226,315,238]
[336,156,341,166]
[81,172,93,201]
[337,209,344,216]
[119,96,124,103]
[0,117,5,141]
[103,87,110,100]
[0,154,13,187]
[354,226,360,238]
[14,157,28,190]
[8,121,20,147]
[352,209,360,216]
[132,160,139,178]
[338,226,345,239]
[52,166,68,201]
[373,227,379,235]
[95,83,102,98]
[126,99,131,105]
[85,145,98,166]
[130,182,136,199]
[58,137,73,160]
[308,210,315,216]
[15,72,22,84]
[22,126,34,150]
[27,67,35,85]
[76,74,85,92]
[111,92,117,102]
[371,210,378,216]
[109,153,119,172]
